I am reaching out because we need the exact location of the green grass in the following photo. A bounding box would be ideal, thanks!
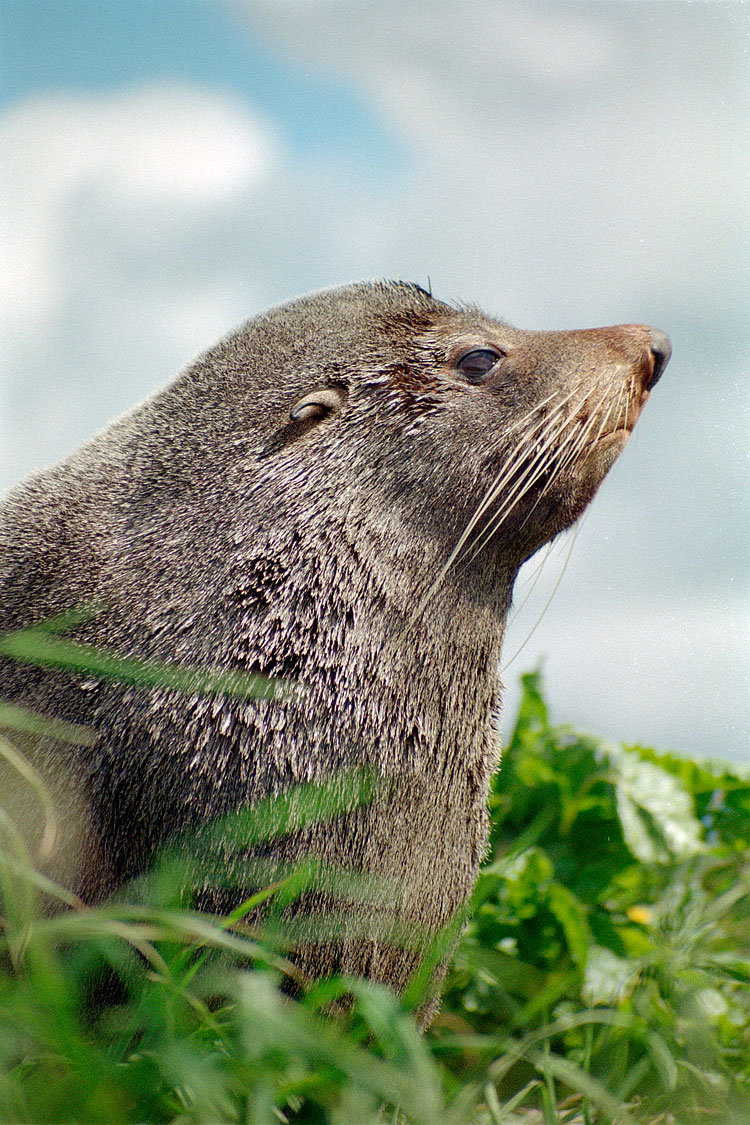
[1,665,748,1123]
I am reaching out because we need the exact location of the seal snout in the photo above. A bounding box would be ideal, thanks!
[646,328,672,389]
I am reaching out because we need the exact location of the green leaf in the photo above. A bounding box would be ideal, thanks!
[582,944,638,1006]
[508,668,549,748]
[0,701,96,746]
[606,743,704,863]
[546,884,590,969]
[0,622,282,701]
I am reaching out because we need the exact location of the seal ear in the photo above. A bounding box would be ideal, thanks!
[289,385,347,422]
[262,383,348,457]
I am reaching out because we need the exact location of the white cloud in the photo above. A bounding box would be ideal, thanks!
[0,84,281,488]
[239,0,744,325]
[1,4,746,762]
[1,84,276,332]
[503,592,750,765]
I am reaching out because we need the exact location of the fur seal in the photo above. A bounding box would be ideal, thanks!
[0,281,670,1016]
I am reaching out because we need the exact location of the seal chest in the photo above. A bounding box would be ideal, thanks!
[0,281,670,1016]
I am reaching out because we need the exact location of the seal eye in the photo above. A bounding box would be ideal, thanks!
[456,349,503,383]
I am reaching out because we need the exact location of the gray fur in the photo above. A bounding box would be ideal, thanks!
[0,280,666,1016]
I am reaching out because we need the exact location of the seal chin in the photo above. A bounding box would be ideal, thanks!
[596,428,631,454]
[578,429,630,491]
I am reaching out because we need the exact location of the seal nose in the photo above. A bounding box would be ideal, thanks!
[647,328,672,389]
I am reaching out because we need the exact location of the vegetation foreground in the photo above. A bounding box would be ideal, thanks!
[0,672,748,1124]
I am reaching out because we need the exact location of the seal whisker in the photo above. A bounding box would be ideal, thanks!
[544,373,632,500]
[536,392,614,509]
[438,380,591,582]
[497,387,566,440]
[462,402,590,561]
[463,389,577,516]
[408,397,573,622]
[464,382,601,561]
[470,377,623,560]
[550,376,622,476]
[557,387,616,475]
[471,382,592,524]
[463,426,576,561]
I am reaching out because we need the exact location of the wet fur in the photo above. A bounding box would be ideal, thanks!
[0,281,665,1018]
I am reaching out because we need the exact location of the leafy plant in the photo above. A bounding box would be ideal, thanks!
[436,671,750,1124]
[0,632,748,1123]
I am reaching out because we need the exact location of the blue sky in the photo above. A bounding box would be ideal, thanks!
[3,0,401,168]
[2,0,748,762]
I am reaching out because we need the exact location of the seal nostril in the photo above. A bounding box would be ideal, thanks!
[647,328,672,389]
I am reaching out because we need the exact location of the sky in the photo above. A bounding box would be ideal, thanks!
[1,0,748,763]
